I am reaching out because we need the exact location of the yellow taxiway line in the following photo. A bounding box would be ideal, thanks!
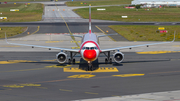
[95,25,116,42]
[137,51,180,54]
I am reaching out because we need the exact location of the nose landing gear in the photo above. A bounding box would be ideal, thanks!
[87,61,93,71]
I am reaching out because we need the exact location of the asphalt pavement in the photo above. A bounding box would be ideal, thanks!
[0,52,180,101]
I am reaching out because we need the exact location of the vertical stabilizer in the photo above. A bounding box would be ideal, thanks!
[89,4,91,34]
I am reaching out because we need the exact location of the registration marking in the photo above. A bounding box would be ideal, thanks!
[64,67,118,72]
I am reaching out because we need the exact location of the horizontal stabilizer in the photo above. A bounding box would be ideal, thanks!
[64,34,83,38]
[97,33,118,38]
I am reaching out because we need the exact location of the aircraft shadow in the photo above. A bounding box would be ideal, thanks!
[79,58,99,71]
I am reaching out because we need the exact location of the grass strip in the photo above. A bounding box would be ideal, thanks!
[74,6,180,22]
[0,3,43,22]
[109,25,180,41]
[66,0,132,6]
[0,27,27,38]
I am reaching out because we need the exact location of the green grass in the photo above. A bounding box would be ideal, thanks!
[0,3,43,22]
[0,0,51,2]
[74,6,180,22]
[66,0,132,6]
[109,25,180,41]
[0,27,27,38]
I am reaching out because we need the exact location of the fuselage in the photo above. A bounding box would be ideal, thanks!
[79,33,101,62]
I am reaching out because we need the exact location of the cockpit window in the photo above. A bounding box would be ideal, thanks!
[83,47,98,50]
[86,47,89,50]
[90,47,94,50]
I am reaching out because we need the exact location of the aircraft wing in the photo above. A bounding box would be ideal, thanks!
[101,32,175,52]
[5,33,79,53]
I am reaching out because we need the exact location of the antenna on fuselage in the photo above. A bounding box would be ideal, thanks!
[89,4,92,34]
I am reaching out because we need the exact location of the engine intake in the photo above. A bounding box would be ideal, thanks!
[56,52,67,64]
[113,52,124,63]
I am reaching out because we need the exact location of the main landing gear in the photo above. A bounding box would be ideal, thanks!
[68,52,77,64]
[104,51,112,64]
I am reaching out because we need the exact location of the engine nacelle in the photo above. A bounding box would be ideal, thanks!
[56,52,67,64]
[113,52,124,63]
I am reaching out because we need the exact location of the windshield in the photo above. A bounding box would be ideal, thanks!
[83,47,97,50]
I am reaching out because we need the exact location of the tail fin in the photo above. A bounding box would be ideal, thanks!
[89,4,91,34]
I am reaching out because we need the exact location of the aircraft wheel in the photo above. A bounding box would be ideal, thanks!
[68,59,71,64]
[73,59,75,64]
[89,65,93,71]
[105,58,108,64]
[109,58,112,64]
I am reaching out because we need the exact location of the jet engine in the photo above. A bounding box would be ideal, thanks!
[56,52,67,64]
[113,52,124,63]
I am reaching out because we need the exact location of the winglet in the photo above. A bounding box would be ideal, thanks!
[172,31,176,42]
[89,4,91,34]
[5,32,9,44]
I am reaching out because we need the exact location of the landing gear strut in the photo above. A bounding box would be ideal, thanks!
[87,61,93,71]
[68,52,77,64]
[104,51,112,64]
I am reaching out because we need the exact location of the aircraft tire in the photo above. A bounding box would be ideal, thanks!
[105,58,108,64]
[109,58,112,64]
[73,59,75,64]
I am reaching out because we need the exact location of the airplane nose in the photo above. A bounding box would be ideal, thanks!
[83,50,96,61]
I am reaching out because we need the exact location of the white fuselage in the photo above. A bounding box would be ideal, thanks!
[79,33,100,62]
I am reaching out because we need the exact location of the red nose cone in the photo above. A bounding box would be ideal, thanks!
[83,50,96,61]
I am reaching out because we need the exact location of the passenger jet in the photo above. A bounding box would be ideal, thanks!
[5,5,175,70]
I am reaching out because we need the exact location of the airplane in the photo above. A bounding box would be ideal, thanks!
[5,5,175,71]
